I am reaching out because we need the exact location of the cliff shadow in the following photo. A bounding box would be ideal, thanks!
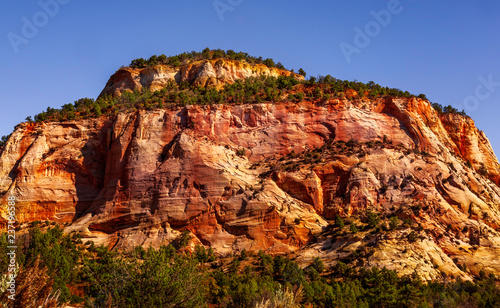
[72,121,112,221]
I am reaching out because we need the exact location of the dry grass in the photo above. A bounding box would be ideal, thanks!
[0,258,61,308]
[254,285,303,308]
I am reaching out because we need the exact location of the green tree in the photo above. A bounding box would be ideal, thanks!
[84,251,207,307]
[0,135,10,147]
[298,68,306,77]
[294,92,305,101]
[158,54,167,63]
[418,93,428,100]
[130,57,147,68]
[367,212,380,228]
[240,248,247,260]
[263,58,275,68]
[390,216,400,230]
[194,245,208,263]
[312,257,325,273]
[93,104,102,117]
[276,62,285,70]
[148,55,159,66]
[173,231,191,249]
[335,215,345,229]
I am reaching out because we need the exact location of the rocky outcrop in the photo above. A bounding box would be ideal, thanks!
[440,113,500,185]
[99,59,303,97]
[1,69,500,280]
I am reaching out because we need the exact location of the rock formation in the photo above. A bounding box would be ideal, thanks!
[100,59,303,97]
[1,59,500,281]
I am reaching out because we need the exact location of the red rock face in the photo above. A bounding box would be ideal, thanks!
[1,70,500,279]
[440,113,500,186]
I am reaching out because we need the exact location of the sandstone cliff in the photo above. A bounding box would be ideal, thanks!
[1,61,500,281]
[100,59,303,97]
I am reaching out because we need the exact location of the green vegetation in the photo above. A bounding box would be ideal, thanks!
[0,134,10,148]
[335,215,345,229]
[350,222,359,233]
[129,48,283,69]
[366,212,380,228]
[0,224,80,303]
[269,139,395,173]
[30,74,301,122]
[3,226,500,307]
[20,50,468,129]
[389,216,400,230]
[431,102,468,117]
[29,74,437,124]
[83,245,207,307]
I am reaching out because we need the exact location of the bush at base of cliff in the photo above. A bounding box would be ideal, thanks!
[82,246,207,308]
[4,227,500,307]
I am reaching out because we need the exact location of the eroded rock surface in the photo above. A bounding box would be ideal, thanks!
[1,73,500,281]
[100,59,303,97]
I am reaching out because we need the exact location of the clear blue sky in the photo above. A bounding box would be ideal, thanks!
[1,1,499,156]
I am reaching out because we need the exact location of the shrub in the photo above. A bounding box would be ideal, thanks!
[366,212,380,228]
[240,249,247,261]
[335,215,344,229]
[194,245,209,263]
[84,250,207,307]
[408,231,418,242]
[418,94,428,100]
[0,135,10,147]
[263,58,275,68]
[479,163,488,176]
[312,257,325,273]
[172,230,191,250]
[390,216,400,230]
[236,148,246,157]
[6,227,500,307]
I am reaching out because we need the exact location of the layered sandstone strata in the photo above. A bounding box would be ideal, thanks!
[0,62,499,280]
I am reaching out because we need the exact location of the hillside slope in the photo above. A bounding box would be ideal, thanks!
[1,57,500,281]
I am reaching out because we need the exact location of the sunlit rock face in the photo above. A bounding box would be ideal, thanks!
[1,64,500,280]
[99,59,304,97]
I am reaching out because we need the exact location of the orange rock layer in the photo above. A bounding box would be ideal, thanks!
[0,64,499,280]
[99,59,303,97]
